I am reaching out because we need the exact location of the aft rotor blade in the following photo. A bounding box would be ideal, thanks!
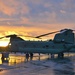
[35,31,59,38]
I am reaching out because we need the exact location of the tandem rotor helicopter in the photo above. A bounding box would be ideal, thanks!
[0,28,75,58]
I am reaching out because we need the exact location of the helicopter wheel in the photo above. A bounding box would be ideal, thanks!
[58,53,64,58]
[26,53,29,59]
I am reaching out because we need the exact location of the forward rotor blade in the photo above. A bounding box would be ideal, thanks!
[19,35,42,39]
[0,37,5,39]
[0,34,41,39]
[0,34,17,39]
[35,31,59,38]
[19,35,33,37]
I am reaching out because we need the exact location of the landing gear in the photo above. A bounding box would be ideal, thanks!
[30,53,33,57]
[51,54,54,58]
[58,53,64,58]
[25,53,34,61]
[39,53,40,56]
[30,53,33,60]
[1,52,9,60]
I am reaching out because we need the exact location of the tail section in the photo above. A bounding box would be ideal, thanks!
[53,29,74,43]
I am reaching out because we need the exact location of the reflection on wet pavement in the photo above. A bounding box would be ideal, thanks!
[0,53,75,75]
[0,53,49,65]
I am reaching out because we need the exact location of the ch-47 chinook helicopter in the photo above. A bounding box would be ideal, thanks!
[0,28,75,58]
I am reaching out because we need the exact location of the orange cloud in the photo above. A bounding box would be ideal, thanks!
[0,0,29,16]
[0,22,74,40]
[0,0,15,16]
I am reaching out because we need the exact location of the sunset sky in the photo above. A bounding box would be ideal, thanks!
[0,0,75,45]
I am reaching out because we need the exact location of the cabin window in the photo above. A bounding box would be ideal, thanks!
[43,45,49,48]
[46,45,49,48]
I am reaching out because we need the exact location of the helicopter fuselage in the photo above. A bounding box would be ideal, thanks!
[8,40,75,54]
[8,29,75,55]
[0,29,75,56]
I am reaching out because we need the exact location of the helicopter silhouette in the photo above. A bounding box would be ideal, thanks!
[0,28,75,58]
